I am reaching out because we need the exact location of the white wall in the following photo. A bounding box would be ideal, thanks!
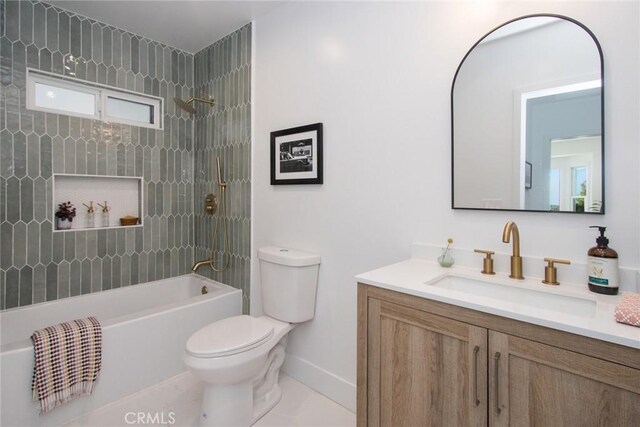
[252,1,639,410]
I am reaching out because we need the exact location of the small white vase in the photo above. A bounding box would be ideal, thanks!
[57,217,73,230]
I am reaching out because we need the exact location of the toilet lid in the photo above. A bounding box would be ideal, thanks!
[185,315,275,358]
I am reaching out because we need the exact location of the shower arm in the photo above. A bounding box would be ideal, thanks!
[185,97,215,106]
[173,96,215,114]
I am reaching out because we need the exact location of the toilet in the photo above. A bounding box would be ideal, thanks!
[184,246,321,426]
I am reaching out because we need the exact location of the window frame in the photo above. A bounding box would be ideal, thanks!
[571,166,590,211]
[102,90,161,129]
[26,69,164,130]
[26,72,101,120]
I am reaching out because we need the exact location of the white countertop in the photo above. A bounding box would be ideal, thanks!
[356,258,640,350]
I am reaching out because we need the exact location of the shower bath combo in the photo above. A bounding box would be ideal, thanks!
[173,96,230,275]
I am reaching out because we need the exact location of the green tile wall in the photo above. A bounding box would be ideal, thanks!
[0,0,196,309]
[193,24,252,314]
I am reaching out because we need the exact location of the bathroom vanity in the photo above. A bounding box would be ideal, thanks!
[356,260,640,427]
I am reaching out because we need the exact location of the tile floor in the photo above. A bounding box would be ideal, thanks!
[66,372,355,426]
[255,376,355,427]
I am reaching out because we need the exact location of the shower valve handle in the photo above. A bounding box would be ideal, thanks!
[205,194,218,215]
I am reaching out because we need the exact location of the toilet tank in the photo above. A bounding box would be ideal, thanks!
[258,247,321,323]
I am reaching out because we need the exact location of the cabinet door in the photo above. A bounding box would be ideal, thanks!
[367,298,487,427]
[489,331,640,427]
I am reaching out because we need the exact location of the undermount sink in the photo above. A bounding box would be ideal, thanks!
[426,275,597,318]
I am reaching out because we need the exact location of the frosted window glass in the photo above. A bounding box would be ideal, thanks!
[34,82,96,116]
[106,97,153,124]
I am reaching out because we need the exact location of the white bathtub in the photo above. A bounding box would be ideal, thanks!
[0,274,241,427]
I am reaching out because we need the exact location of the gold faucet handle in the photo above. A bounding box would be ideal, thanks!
[544,257,571,266]
[474,249,495,256]
[542,258,571,285]
[474,249,496,275]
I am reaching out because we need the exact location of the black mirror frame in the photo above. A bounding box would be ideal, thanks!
[450,14,605,214]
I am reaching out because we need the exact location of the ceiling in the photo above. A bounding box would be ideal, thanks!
[47,1,284,53]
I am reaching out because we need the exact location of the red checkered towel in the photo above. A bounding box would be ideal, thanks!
[614,293,640,328]
[31,317,102,414]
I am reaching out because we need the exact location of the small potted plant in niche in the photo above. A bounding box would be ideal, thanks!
[55,201,76,230]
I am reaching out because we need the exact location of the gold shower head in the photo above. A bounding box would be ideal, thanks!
[173,97,215,114]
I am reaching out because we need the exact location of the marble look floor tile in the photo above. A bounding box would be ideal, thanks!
[254,412,299,427]
[259,375,355,427]
[65,372,354,427]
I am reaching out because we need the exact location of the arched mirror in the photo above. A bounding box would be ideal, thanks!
[452,15,604,213]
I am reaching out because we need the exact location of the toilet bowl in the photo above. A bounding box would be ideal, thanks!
[184,315,294,426]
[184,247,320,426]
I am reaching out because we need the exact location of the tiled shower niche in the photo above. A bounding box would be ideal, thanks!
[53,174,143,231]
[0,0,196,308]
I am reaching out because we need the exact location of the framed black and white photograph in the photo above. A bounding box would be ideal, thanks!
[271,123,323,185]
[525,161,532,189]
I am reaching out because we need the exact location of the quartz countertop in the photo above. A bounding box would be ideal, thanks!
[356,258,640,349]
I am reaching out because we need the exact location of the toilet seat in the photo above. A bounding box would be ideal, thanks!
[186,315,275,358]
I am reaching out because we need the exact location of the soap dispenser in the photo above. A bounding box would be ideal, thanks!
[97,201,110,228]
[82,201,95,228]
[587,226,619,295]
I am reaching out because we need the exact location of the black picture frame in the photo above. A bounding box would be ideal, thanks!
[525,161,532,189]
[270,123,323,185]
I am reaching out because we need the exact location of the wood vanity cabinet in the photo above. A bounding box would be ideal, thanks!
[357,284,640,427]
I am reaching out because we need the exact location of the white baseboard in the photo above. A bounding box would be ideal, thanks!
[282,353,356,413]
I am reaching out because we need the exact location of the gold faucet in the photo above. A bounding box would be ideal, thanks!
[192,259,213,272]
[502,221,524,280]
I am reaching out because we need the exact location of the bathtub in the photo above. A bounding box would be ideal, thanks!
[0,274,241,427]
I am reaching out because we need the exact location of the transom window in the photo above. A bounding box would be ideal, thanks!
[26,69,163,130]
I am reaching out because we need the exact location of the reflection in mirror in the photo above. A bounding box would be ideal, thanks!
[452,15,604,213]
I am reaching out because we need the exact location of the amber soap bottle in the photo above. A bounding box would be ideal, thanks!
[587,226,619,295]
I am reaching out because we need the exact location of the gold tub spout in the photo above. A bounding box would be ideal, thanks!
[192,259,213,272]
[502,221,524,280]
